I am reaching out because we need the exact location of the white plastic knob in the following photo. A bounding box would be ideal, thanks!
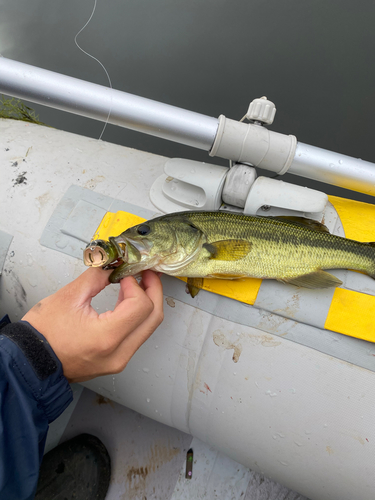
[246,96,276,125]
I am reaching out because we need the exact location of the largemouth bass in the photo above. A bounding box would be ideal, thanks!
[83,211,375,297]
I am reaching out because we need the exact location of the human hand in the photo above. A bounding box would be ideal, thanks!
[22,268,164,383]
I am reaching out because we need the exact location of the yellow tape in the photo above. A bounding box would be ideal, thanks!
[325,288,375,342]
[326,196,375,342]
[92,211,146,241]
[328,195,375,241]
[178,276,262,305]
[92,210,262,305]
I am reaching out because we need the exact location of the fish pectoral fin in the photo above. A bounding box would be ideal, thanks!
[203,239,252,261]
[279,270,343,289]
[271,216,330,233]
[186,277,204,298]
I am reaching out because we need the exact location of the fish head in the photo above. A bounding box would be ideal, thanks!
[116,215,204,270]
[83,239,120,267]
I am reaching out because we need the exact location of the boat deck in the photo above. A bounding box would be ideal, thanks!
[46,385,308,500]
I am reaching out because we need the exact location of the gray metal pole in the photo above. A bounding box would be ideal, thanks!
[1,57,375,197]
[0,57,218,150]
[289,143,375,197]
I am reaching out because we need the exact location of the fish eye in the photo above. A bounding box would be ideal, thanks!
[137,224,151,236]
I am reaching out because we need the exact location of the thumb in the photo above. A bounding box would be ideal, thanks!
[64,267,113,305]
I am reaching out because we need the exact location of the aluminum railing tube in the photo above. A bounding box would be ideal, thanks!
[289,142,375,196]
[1,57,375,197]
[0,57,218,150]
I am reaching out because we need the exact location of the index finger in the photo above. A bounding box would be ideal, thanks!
[63,267,112,306]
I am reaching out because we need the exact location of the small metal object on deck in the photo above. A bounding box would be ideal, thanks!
[185,448,193,479]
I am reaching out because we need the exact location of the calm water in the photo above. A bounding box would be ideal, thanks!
[1,0,375,202]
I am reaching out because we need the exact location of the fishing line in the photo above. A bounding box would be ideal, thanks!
[74,0,112,140]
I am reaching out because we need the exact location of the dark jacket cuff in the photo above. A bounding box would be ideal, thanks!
[0,320,73,422]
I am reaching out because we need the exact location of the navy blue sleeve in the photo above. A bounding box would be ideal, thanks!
[0,320,73,500]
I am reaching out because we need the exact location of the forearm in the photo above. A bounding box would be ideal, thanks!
[0,321,73,500]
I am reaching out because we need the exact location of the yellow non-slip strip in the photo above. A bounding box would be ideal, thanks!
[328,195,375,242]
[177,276,262,305]
[92,211,146,241]
[326,196,375,342]
[93,210,262,305]
[325,288,375,342]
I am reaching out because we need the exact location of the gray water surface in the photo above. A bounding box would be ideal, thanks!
[1,0,375,202]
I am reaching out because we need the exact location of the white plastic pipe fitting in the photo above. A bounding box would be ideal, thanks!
[209,115,297,175]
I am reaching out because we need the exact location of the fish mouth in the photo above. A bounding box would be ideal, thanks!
[84,236,154,270]
[122,236,153,258]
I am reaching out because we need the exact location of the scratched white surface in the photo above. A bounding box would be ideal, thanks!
[54,387,308,500]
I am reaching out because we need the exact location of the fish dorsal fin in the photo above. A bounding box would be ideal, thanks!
[203,239,252,261]
[186,277,204,297]
[271,216,330,233]
[279,270,342,289]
